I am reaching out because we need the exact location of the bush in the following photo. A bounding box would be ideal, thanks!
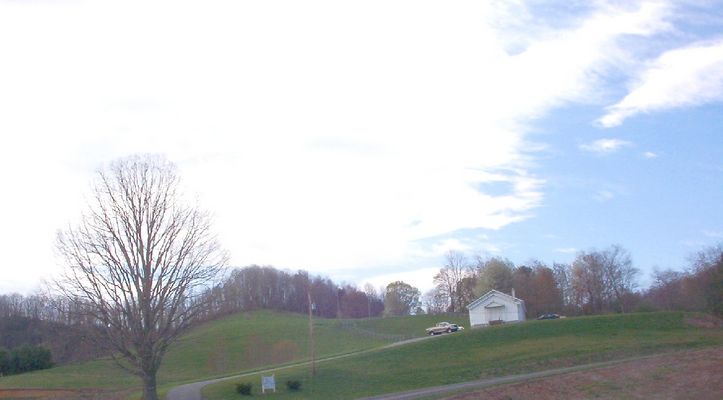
[0,345,53,376]
[235,382,252,395]
[0,347,9,375]
[286,379,302,391]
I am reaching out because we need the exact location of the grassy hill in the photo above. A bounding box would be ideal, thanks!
[1,311,719,400]
[0,310,458,397]
[202,312,723,399]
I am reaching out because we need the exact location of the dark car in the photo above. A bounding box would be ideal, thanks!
[537,313,561,320]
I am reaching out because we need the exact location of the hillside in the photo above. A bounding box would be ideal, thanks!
[202,312,723,399]
[0,316,102,365]
[0,310,446,396]
[2,311,720,400]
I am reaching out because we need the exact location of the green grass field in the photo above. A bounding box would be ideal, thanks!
[0,310,439,396]
[0,311,719,400]
[202,312,723,399]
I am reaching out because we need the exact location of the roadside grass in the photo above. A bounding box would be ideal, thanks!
[349,313,467,340]
[202,311,723,400]
[0,310,394,396]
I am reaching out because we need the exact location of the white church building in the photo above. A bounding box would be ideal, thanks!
[467,289,526,327]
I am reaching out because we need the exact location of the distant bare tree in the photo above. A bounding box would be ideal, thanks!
[570,245,638,314]
[363,283,377,318]
[688,243,723,317]
[421,289,443,315]
[433,251,472,312]
[552,262,573,312]
[601,245,638,313]
[571,251,607,314]
[647,268,685,310]
[54,155,227,400]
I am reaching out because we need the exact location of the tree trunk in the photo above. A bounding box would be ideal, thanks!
[142,372,159,400]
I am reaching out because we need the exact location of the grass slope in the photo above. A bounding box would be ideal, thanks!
[203,312,723,399]
[337,313,468,341]
[0,310,422,395]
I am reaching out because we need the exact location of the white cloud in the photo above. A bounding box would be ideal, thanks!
[643,151,659,159]
[554,247,578,254]
[0,0,679,292]
[600,38,723,127]
[580,138,633,154]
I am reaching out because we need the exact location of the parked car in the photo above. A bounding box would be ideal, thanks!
[425,322,464,335]
[537,313,561,320]
[425,322,453,335]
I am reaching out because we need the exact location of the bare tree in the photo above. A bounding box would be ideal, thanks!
[363,283,377,318]
[571,251,607,314]
[570,245,638,314]
[422,288,448,315]
[552,262,573,313]
[433,251,471,313]
[687,243,723,316]
[601,245,638,313]
[54,155,227,400]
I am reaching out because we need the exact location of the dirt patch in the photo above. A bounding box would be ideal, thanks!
[443,347,723,400]
[685,314,723,329]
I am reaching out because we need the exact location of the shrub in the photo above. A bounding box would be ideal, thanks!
[0,347,9,375]
[235,382,252,395]
[286,379,302,391]
[0,345,53,376]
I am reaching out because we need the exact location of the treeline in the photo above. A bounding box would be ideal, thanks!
[644,244,722,316]
[424,243,722,318]
[0,243,719,370]
[0,266,385,370]
[0,292,95,326]
[0,345,52,376]
[195,266,385,320]
[0,266,385,326]
[0,313,103,365]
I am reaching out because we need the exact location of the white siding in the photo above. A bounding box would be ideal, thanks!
[469,305,487,327]
[467,290,526,327]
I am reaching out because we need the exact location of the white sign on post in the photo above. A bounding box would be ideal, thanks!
[262,374,276,393]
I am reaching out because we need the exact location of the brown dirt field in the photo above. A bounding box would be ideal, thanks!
[443,347,723,400]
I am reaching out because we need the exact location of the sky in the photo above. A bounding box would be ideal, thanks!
[0,0,721,295]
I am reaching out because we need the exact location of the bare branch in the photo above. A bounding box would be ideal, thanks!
[52,155,226,400]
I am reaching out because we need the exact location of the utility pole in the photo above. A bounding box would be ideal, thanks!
[307,290,316,377]
[336,288,342,319]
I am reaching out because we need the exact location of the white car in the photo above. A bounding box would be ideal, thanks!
[425,322,453,335]
[425,322,464,335]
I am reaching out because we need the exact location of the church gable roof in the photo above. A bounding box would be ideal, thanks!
[466,289,524,310]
